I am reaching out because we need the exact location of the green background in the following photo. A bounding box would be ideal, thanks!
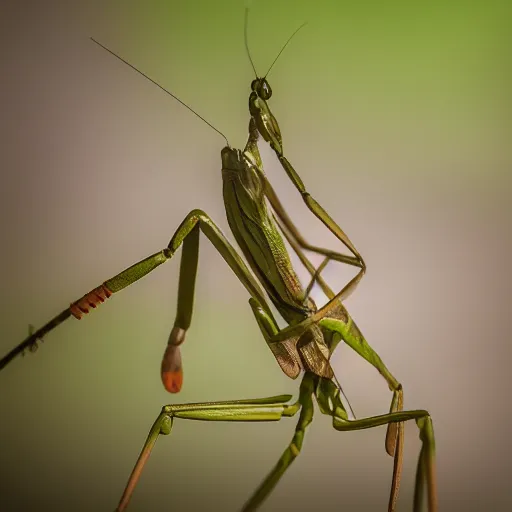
[0,0,510,510]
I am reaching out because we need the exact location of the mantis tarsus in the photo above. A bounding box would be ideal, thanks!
[0,9,437,512]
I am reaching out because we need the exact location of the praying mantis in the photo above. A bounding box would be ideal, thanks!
[0,8,437,512]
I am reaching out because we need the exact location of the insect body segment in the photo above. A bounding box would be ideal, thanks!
[222,140,309,325]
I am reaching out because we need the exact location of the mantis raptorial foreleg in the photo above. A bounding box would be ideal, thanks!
[243,10,366,304]
[278,220,335,299]
[247,119,365,308]
[116,393,301,512]
[245,62,366,305]
[245,118,349,301]
[244,117,364,300]
[264,176,362,270]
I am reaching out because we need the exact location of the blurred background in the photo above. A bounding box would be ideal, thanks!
[0,0,510,510]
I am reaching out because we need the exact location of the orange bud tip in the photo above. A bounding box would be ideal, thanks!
[161,370,183,393]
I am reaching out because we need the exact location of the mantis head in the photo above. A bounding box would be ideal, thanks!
[251,77,272,100]
[245,7,306,102]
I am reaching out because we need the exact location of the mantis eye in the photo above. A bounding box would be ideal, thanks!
[259,79,272,100]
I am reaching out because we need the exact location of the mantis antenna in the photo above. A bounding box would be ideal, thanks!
[90,37,231,147]
[264,21,308,78]
[244,7,307,79]
[244,8,259,78]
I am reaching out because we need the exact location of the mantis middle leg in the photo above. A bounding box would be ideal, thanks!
[116,393,302,511]
[241,373,315,512]
[0,209,280,382]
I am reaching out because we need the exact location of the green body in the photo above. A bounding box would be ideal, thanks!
[221,137,336,380]
[222,145,308,324]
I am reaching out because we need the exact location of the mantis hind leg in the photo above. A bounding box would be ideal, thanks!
[315,377,436,512]
[115,393,299,512]
[318,317,405,510]
[337,412,434,512]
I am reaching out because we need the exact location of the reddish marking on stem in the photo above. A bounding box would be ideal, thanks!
[70,284,112,319]
[161,369,183,393]
[161,344,183,393]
